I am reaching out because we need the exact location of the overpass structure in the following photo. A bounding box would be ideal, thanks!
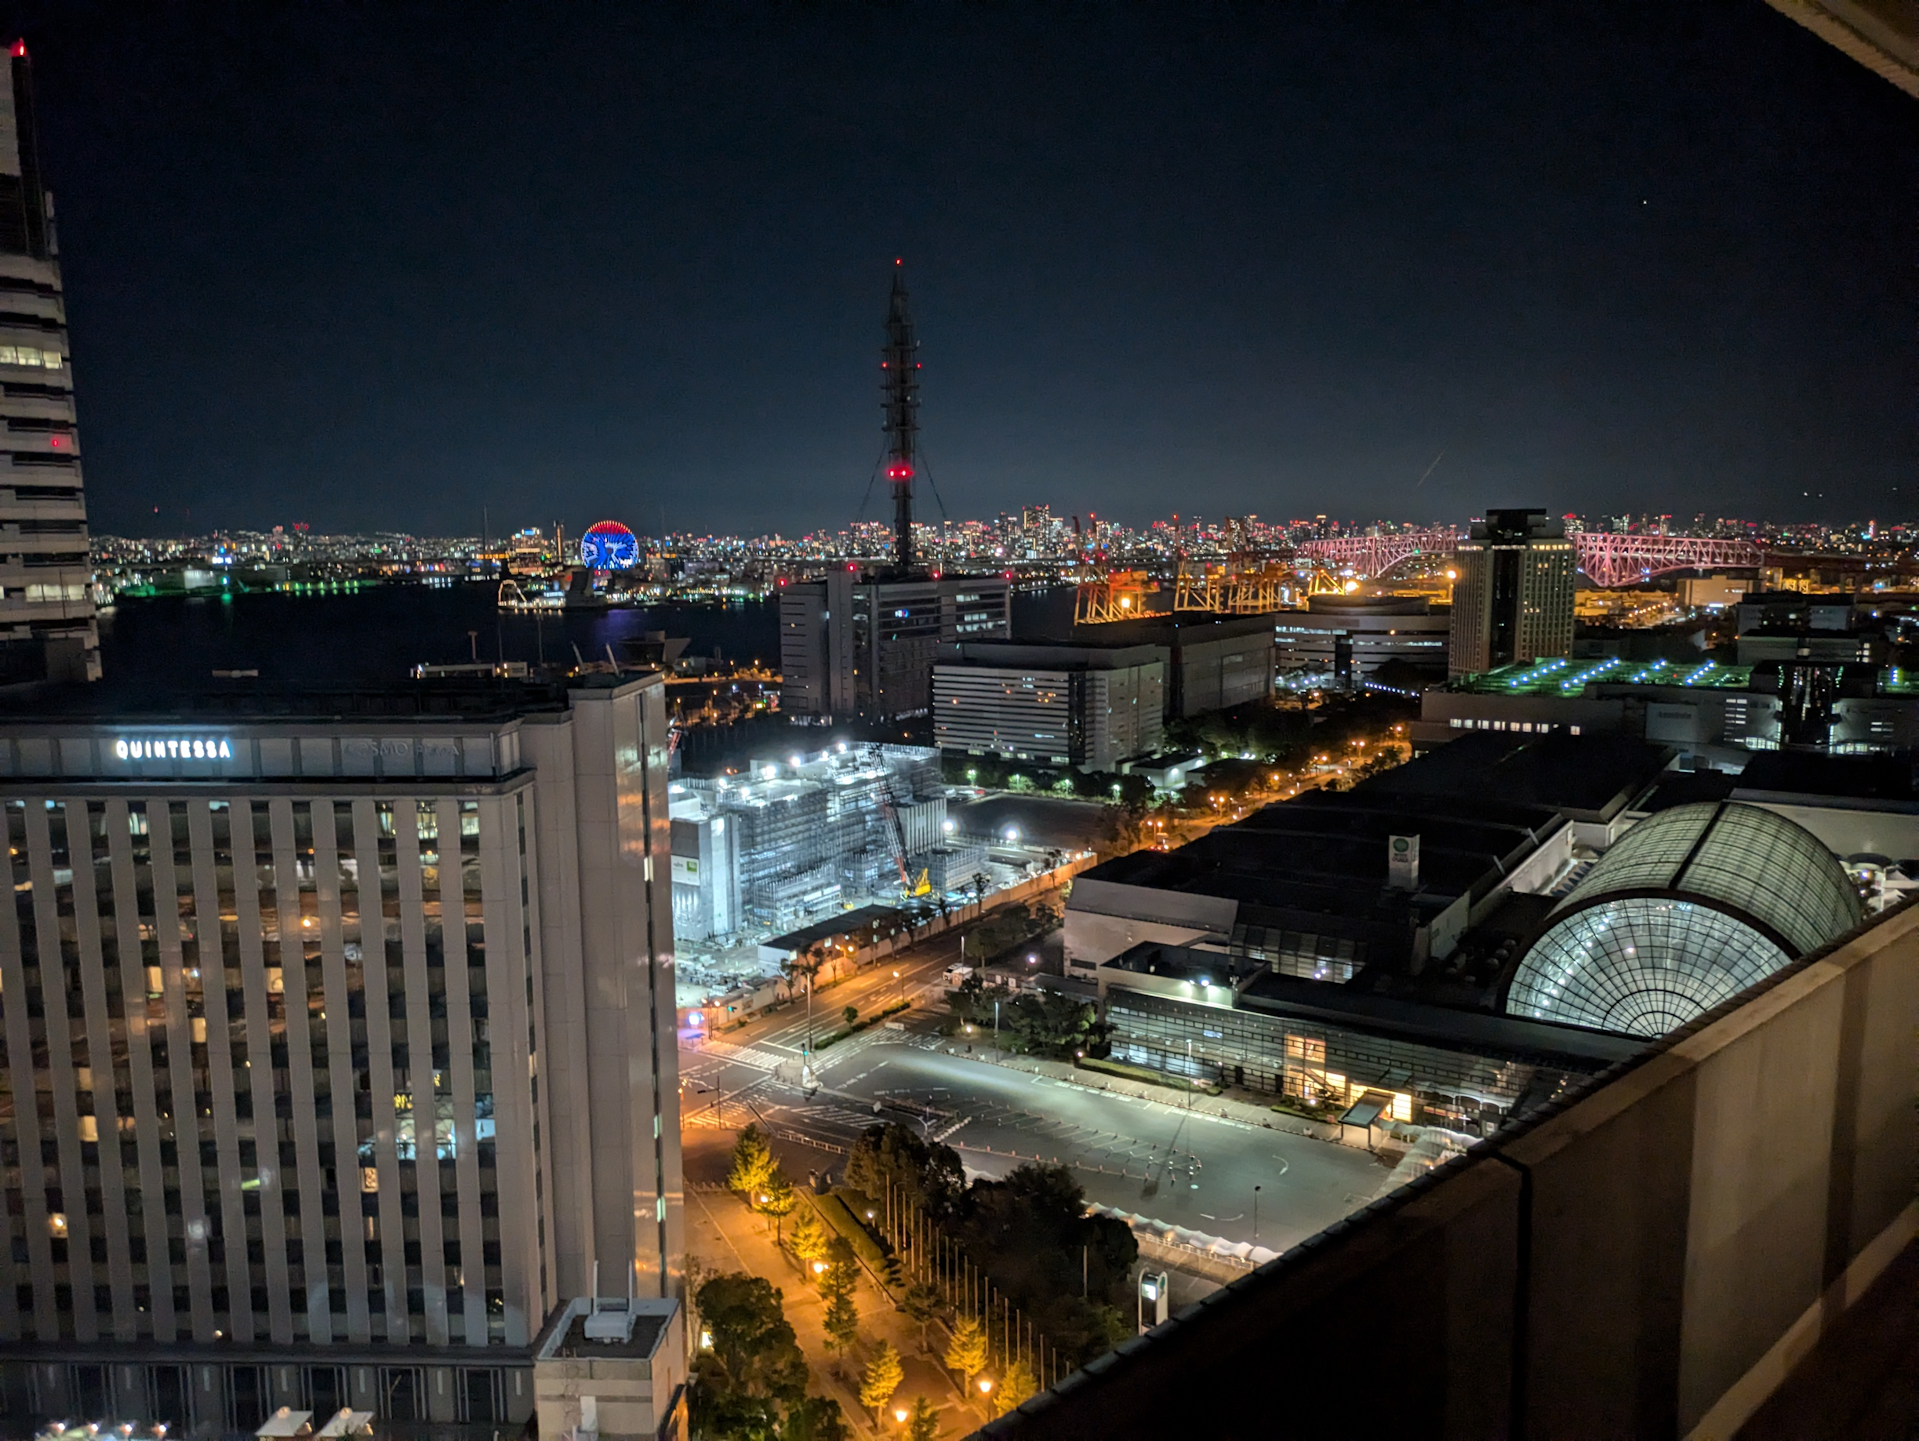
[1298,530,1765,588]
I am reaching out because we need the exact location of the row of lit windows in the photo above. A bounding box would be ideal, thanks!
[0,346,62,370]
[0,796,514,1347]
[1447,717,1582,735]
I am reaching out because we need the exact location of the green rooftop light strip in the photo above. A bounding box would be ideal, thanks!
[1455,658,1755,695]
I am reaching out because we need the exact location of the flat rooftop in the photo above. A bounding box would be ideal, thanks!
[538,1299,678,1361]
[1368,731,1674,821]
[765,903,910,952]
[1453,657,1754,694]
[1083,786,1555,922]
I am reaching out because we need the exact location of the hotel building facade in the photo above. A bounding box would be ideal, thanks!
[0,675,683,1434]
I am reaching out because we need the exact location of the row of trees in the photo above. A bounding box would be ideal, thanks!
[845,1123,1139,1373]
[718,1128,953,1438]
[690,1271,848,1441]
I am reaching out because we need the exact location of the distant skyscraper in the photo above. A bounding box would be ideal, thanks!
[0,43,95,682]
[1448,509,1575,676]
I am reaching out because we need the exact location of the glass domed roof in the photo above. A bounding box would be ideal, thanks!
[1506,802,1862,1037]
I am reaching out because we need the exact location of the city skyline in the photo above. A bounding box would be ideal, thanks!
[8,4,1914,538]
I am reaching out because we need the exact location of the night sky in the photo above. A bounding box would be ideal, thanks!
[13,2,1917,537]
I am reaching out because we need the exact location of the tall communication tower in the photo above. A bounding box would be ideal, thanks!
[881,260,921,573]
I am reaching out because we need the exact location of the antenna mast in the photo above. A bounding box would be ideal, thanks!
[881,260,921,573]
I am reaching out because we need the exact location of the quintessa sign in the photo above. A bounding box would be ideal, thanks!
[115,737,234,760]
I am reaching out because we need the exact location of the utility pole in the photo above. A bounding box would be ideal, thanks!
[1253,1184,1261,1245]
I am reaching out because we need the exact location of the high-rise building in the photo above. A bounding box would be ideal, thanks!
[0,675,683,1435]
[0,43,95,683]
[779,570,1010,720]
[1447,509,1575,676]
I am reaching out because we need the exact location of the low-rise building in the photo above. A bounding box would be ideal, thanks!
[1272,594,1450,686]
[1413,657,1919,768]
[1075,611,1275,716]
[532,1296,687,1441]
[931,640,1165,771]
[1094,940,1642,1134]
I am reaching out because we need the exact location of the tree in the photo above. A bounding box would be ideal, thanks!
[994,1359,1037,1416]
[818,1235,860,1355]
[900,1280,940,1350]
[822,1233,859,1282]
[782,1395,849,1441]
[846,1123,966,1220]
[759,1167,796,1241]
[943,1314,988,1387]
[1003,991,1109,1059]
[857,1341,904,1421]
[842,1003,859,1028]
[905,1395,943,1441]
[822,1286,859,1356]
[690,1272,809,1426]
[727,1124,777,1206]
[789,1206,829,1266]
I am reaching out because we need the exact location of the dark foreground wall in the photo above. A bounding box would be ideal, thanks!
[978,902,1919,1440]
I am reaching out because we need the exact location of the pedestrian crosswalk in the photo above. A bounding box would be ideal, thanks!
[690,1038,788,1072]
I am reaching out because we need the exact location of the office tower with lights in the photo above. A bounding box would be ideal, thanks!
[0,675,683,1434]
[1447,509,1576,677]
[0,43,95,683]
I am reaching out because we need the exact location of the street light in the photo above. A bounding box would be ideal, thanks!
[1253,1184,1261,1244]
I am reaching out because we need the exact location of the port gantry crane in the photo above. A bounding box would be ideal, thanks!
[1071,512,1160,624]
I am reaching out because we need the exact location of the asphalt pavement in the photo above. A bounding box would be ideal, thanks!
[679,898,1388,1258]
[683,1026,1387,1257]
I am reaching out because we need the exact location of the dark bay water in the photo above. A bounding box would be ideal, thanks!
[98,582,782,686]
[97,581,1079,688]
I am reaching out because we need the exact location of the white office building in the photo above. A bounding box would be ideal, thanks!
[0,676,683,1436]
[932,641,1165,772]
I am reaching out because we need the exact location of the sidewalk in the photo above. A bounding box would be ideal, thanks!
[683,1132,984,1437]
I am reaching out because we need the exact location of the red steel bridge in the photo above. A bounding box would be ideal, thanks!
[1296,530,1764,588]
